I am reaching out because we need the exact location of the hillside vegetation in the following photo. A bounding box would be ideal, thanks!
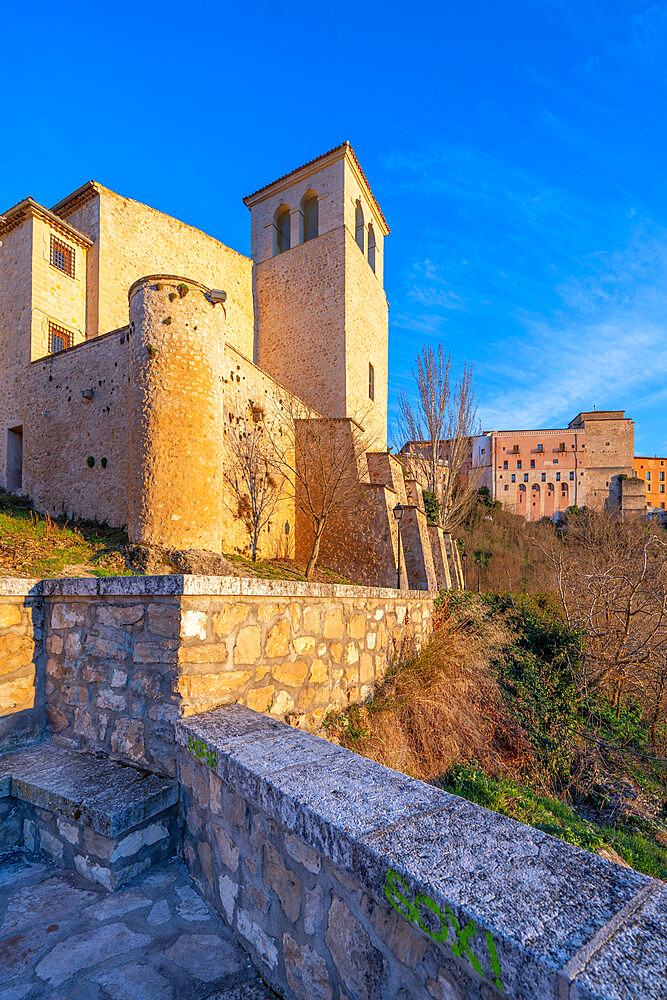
[0,492,351,583]
[326,591,667,879]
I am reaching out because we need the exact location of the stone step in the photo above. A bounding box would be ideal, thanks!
[0,743,180,890]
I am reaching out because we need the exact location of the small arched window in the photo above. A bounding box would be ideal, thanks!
[274,206,291,255]
[355,201,365,252]
[367,223,376,273]
[368,362,375,401]
[301,192,319,242]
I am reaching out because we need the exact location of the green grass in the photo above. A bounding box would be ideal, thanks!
[441,764,667,880]
[0,492,132,578]
[223,551,352,584]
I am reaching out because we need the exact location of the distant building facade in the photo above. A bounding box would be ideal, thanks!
[473,410,638,521]
[633,455,667,513]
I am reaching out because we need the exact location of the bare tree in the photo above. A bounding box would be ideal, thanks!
[535,510,667,748]
[396,343,480,530]
[271,398,374,579]
[223,402,285,562]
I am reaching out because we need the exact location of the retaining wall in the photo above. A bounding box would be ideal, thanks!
[0,576,435,775]
[178,704,667,1000]
[0,583,43,751]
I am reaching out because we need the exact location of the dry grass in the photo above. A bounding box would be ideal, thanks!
[326,602,533,783]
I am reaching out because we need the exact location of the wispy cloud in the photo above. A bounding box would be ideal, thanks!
[385,138,667,442]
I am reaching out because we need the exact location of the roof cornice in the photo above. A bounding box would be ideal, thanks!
[243,142,389,235]
[0,197,93,247]
[51,180,99,218]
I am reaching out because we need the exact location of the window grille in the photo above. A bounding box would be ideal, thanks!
[50,235,75,278]
[48,322,73,354]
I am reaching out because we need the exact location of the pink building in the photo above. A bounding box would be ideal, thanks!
[473,411,635,521]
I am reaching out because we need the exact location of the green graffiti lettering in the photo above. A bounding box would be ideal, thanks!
[384,869,417,921]
[445,906,484,978]
[383,868,504,992]
[414,893,449,943]
[486,930,504,992]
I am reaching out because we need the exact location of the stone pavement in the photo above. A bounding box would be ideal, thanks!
[0,852,277,1000]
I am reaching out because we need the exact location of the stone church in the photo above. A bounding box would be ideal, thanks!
[0,143,454,590]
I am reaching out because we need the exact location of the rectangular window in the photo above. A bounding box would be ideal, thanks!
[511,474,515,483]
[530,459,535,468]
[647,470,651,480]
[556,472,561,481]
[541,472,546,481]
[523,473,528,482]
[517,460,522,470]
[661,472,664,481]
[368,362,374,400]
[537,444,543,452]
[553,459,558,465]
[48,321,73,354]
[50,235,75,278]
[569,472,574,480]
[504,484,508,491]
[661,485,665,494]
[503,461,508,470]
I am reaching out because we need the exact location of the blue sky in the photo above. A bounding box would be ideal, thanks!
[4,0,667,453]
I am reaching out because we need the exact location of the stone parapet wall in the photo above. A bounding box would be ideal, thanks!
[0,582,43,752]
[0,576,435,774]
[178,705,667,1000]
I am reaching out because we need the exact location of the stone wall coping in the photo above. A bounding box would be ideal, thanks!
[0,579,42,597]
[177,705,666,1000]
[0,574,437,601]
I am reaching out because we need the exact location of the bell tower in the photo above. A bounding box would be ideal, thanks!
[244,142,389,448]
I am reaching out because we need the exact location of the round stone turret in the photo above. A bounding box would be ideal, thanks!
[128,275,226,552]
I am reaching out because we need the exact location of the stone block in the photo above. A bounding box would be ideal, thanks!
[266,619,291,657]
[97,605,144,628]
[0,676,35,714]
[302,606,320,633]
[284,932,333,1000]
[272,660,308,687]
[263,842,301,921]
[177,671,253,701]
[326,896,386,999]
[181,610,208,639]
[110,718,145,763]
[212,603,251,637]
[234,626,262,663]
[0,604,22,628]
[308,659,328,684]
[236,908,278,969]
[285,832,322,874]
[294,635,316,656]
[246,686,275,712]
[348,614,367,639]
[270,690,295,716]
[0,634,34,674]
[50,602,86,629]
[179,643,229,664]
[323,608,343,638]
[570,884,667,1000]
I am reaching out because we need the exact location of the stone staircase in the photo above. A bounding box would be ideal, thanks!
[0,743,180,889]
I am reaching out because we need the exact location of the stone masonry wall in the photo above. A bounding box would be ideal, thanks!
[0,583,43,752]
[56,184,255,354]
[178,705,667,1000]
[6,576,434,776]
[23,328,131,526]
